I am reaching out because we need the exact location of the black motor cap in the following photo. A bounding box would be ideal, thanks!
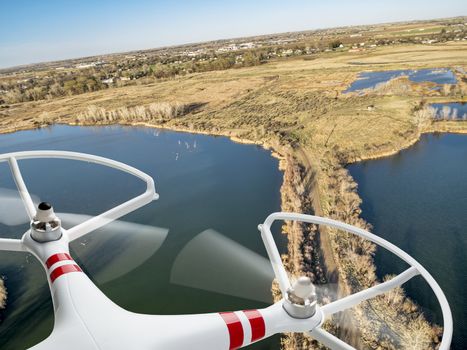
[38,202,52,211]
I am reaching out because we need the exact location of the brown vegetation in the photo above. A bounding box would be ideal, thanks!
[75,102,190,124]
[0,278,6,309]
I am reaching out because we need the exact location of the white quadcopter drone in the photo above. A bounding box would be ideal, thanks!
[0,150,452,349]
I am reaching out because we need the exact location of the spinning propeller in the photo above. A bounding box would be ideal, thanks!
[0,189,168,286]
[170,228,338,305]
[0,150,453,350]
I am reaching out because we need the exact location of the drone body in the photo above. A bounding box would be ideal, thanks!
[22,221,321,350]
[0,151,453,350]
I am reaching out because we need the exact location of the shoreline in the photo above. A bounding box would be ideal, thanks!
[351,128,467,163]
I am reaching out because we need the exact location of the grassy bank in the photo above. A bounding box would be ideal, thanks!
[1,42,466,348]
[0,279,5,308]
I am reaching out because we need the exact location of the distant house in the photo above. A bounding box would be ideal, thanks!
[101,77,115,84]
[239,42,255,49]
[76,61,104,69]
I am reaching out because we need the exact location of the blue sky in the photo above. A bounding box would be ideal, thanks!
[0,0,465,68]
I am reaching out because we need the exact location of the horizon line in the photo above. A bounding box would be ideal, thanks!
[1,15,465,71]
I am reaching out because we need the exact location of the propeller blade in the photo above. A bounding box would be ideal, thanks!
[0,187,168,283]
[170,229,338,304]
[0,189,339,303]
[170,229,275,303]
[0,188,40,226]
[61,213,169,285]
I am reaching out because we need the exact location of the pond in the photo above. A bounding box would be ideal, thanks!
[344,68,457,93]
[0,125,284,349]
[348,133,467,350]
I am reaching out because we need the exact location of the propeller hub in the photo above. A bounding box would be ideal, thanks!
[283,276,317,319]
[30,202,62,243]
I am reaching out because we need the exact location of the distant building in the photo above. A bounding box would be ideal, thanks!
[239,42,255,49]
[76,61,104,69]
[101,77,115,84]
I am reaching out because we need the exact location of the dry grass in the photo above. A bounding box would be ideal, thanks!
[75,102,188,123]
[0,278,6,309]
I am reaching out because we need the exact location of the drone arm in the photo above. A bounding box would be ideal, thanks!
[164,303,322,349]
[0,238,25,252]
[321,266,419,317]
[240,303,355,349]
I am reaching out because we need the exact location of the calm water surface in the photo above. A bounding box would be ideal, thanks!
[0,125,284,349]
[348,133,467,350]
[345,68,457,93]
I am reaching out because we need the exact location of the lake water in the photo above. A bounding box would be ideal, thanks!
[348,133,467,350]
[0,125,284,349]
[344,68,457,93]
[430,102,467,120]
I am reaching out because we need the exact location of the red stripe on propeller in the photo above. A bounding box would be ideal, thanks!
[219,312,244,350]
[45,253,73,269]
[50,264,82,283]
[243,309,266,342]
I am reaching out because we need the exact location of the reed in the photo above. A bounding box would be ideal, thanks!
[75,102,188,123]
